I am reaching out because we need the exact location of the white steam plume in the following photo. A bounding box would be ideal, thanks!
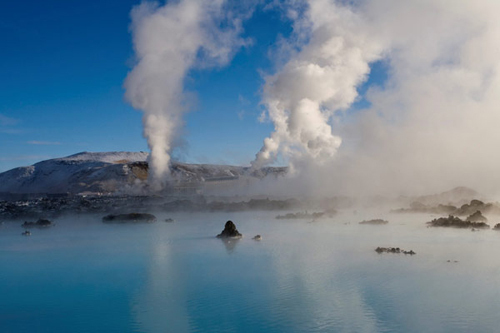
[124,0,247,188]
[254,0,500,197]
[334,0,500,196]
[253,0,384,169]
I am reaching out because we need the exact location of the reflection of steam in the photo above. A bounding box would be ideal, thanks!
[268,234,380,331]
[132,235,190,331]
[219,238,240,254]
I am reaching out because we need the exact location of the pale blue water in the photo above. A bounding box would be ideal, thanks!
[1,211,500,333]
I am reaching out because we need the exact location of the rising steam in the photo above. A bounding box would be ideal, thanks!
[125,0,500,196]
[253,0,384,169]
[124,0,247,188]
[253,0,500,197]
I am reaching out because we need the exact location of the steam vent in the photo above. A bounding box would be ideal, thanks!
[216,220,242,238]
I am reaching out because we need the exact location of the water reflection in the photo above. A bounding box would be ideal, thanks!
[132,231,191,332]
[219,238,240,254]
[123,213,500,332]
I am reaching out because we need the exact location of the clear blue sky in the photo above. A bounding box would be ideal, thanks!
[0,0,386,172]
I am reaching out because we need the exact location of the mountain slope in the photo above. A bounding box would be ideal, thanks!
[0,152,286,195]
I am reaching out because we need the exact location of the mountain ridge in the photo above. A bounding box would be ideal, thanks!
[0,151,287,195]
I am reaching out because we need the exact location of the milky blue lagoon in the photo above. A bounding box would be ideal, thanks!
[1,211,499,332]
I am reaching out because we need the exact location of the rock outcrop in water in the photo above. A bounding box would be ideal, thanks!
[22,218,54,228]
[393,199,500,216]
[375,247,416,255]
[493,223,500,230]
[454,200,500,216]
[22,230,31,236]
[216,220,242,238]
[275,209,336,220]
[427,215,489,229]
[252,235,262,241]
[359,219,388,225]
[392,202,458,215]
[102,213,156,223]
[466,210,487,222]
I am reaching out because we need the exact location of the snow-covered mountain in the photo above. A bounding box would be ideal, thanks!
[0,152,287,195]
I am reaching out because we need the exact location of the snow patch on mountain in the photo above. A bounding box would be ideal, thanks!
[0,152,286,195]
[59,151,149,164]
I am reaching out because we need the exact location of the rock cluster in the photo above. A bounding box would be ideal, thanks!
[22,218,54,228]
[375,247,416,255]
[393,199,500,216]
[466,210,487,222]
[427,215,489,229]
[275,209,336,220]
[102,213,156,223]
[359,219,388,225]
[216,220,242,238]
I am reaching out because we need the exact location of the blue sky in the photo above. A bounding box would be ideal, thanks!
[0,0,385,172]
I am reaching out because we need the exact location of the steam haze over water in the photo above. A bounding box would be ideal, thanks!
[2,212,500,333]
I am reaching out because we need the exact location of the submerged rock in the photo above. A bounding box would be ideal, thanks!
[359,219,389,225]
[466,210,487,222]
[22,230,31,236]
[427,215,489,229]
[164,218,174,223]
[252,235,262,241]
[216,220,242,238]
[375,247,416,255]
[22,218,54,228]
[102,213,156,223]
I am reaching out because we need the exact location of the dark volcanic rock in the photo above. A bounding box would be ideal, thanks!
[455,200,500,216]
[275,209,336,220]
[375,247,416,255]
[466,210,487,222]
[393,199,500,216]
[209,198,300,212]
[359,219,389,225]
[392,202,457,215]
[216,220,242,238]
[427,215,489,229]
[22,218,54,228]
[102,213,156,223]
[493,223,500,230]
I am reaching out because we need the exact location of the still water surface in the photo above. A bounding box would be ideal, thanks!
[1,211,499,332]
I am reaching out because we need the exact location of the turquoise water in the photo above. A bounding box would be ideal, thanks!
[1,211,500,332]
